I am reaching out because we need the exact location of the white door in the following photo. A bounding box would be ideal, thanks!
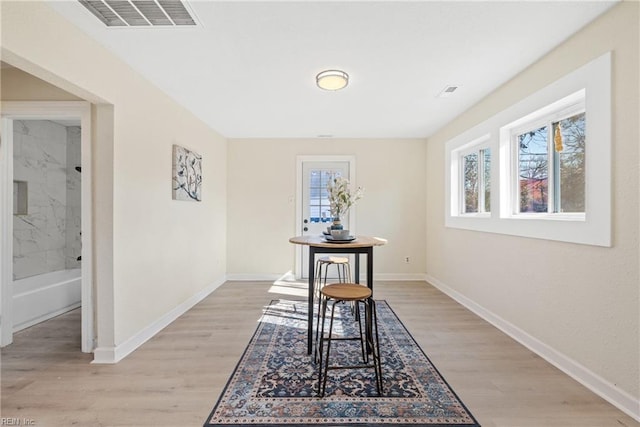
[298,158,354,278]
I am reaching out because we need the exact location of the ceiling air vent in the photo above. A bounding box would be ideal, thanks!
[436,85,459,98]
[79,0,196,27]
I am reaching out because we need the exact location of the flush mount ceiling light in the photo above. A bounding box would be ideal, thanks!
[316,70,349,91]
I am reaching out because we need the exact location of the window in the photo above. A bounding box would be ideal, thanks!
[511,102,585,216]
[308,170,336,223]
[448,134,491,219]
[445,52,610,247]
[308,170,347,223]
[461,147,491,214]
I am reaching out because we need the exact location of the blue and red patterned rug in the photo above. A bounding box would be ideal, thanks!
[204,299,480,426]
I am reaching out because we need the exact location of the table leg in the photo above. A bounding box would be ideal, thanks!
[307,247,315,355]
[354,253,360,284]
[367,247,373,290]
[366,247,373,353]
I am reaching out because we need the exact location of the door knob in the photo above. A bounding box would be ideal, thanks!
[303,227,308,232]
[303,219,308,224]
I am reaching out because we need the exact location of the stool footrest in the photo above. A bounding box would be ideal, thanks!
[326,364,377,371]
[321,336,361,341]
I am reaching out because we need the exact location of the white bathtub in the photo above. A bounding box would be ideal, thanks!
[12,268,81,332]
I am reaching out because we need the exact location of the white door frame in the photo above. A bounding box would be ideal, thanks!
[295,155,356,279]
[0,101,94,353]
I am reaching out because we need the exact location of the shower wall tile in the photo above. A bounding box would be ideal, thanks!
[46,249,66,270]
[13,228,47,254]
[13,252,48,280]
[12,120,70,280]
[65,126,81,269]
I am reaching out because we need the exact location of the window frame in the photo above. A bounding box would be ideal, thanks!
[506,93,586,220]
[455,138,492,217]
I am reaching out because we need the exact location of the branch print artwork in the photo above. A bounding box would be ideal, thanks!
[172,144,202,201]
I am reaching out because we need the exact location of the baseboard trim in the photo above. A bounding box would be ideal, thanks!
[91,277,226,364]
[225,274,284,281]
[425,274,640,422]
[227,273,428,282]
[374,273,427,281]
[92,346,117,364]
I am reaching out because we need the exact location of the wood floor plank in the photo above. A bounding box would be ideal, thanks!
[1,280,638,426]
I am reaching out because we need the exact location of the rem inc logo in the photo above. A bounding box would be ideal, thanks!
[0,419,35,426]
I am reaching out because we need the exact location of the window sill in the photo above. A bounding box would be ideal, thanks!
[505,213,586,222]
[457,213,491,219]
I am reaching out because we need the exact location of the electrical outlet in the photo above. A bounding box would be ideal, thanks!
[404,256,410,263]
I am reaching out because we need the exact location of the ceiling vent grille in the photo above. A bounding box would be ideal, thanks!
[437,85,459,98]
[79,0,196,27]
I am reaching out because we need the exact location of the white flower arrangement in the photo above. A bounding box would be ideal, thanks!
[327,176,364,220]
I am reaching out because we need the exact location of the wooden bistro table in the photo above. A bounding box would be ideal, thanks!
[289,235,387,355]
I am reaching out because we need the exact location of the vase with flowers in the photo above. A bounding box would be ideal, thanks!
[326,176,364,230]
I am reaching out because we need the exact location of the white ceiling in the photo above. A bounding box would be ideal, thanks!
[46,1,617,139]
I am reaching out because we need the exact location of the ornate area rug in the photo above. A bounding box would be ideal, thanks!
[204,299,480,426]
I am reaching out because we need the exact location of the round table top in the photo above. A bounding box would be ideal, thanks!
[289,235,387,248]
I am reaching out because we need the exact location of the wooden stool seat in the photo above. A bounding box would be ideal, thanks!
[321,283,371,301]
[318,256,349,264]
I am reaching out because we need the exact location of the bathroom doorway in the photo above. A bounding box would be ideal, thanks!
[0,101,94,353]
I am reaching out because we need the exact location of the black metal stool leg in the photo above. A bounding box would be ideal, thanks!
[320,300,338,397]
[317,295,329,395]
[355,300,367,363]
[314,285,324,363]
[367,298,383,395]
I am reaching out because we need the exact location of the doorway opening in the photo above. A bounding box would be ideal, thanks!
[1,101,94,353]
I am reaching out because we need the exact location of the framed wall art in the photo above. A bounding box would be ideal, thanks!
[172,144,202,201]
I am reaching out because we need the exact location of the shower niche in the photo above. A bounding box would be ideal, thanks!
[13,180,28,215]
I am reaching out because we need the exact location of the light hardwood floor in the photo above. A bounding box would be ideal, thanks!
[1,280,638,426]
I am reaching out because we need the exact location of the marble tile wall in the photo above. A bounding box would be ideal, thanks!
[12,120,81,280]
[65,126,82,270]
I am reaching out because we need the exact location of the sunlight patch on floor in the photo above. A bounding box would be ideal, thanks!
[257,299,308,331]
[268,271,308,298]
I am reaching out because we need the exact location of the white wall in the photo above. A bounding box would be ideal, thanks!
[425,1,639,417]
[227,138,427,279]
[1,2,228,358]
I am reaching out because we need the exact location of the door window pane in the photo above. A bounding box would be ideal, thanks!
[308,170,342,222]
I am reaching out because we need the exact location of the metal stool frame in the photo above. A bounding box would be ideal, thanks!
[316,284,383,397]
[314,256,351,294]
[313,256,352,352]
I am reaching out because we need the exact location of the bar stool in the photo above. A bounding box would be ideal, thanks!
[314,256,351,294]
[313,256,352,337]
[316,283,383,397]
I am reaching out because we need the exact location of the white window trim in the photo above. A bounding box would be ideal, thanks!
[445,52,611,247]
